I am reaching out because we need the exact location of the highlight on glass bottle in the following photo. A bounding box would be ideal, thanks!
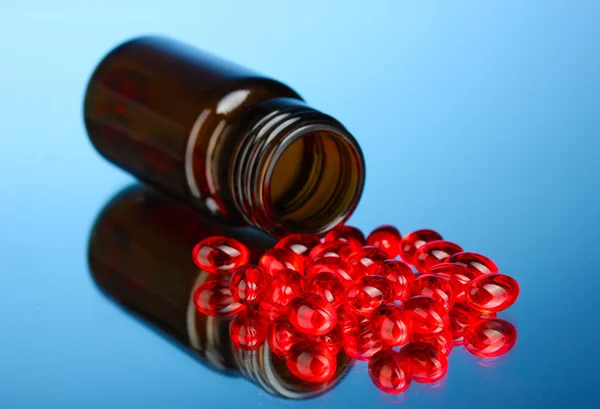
[87,185,352,399]
[83,36,365,237]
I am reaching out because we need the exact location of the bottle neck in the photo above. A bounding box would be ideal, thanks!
[231,98,365,237]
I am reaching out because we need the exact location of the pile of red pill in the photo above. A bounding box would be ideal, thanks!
[191,225,519,394]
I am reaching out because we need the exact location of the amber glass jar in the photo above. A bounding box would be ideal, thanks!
[88,185,352,398]
[84,37,365,236]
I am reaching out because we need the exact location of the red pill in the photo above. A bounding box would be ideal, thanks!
[230,309,268,350]
[447,251,499,277]
[449,303,495,345]
[257,300,283,321]
[429,263,476,303]
[268,268,305,308]
[399,229,443,265]
[337,305,359,337]
[375,260,414,301]
[410,274,455,311]
[369,304,412,347]
[401,342,448,384]
[308,241,354,262]
[309,324,344,354]
[413,328,453,356]
[286,341,337,383]
[229,264,270,305]
[402,296,448,335]
[193,280,245,317]
[192,236,250,274]
[324,225,365,251]
[305,257,358,285]
[275,233,321,260]
[287,293,338,336]
[347,275,393,315]
[259,248,303,276]
[343,318,384,361]
[466,274,520,313]
[368,350,412,394]
[268,316,300,357]
[414,240,463,274]
[464,318,517,358]
[366,225,401,258]
[309,272,347,309]
[347,246,388,276]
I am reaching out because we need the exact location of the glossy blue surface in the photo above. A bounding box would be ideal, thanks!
[2,1,599,407]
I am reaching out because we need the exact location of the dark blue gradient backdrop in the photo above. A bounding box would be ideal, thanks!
[1,1,599,408]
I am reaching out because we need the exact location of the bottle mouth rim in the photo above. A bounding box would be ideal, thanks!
[231,99,366,238]
[262,123,365,236]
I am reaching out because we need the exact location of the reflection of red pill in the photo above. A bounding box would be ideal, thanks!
[193,280,245,317]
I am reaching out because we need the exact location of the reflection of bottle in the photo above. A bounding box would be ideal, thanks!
[84,37,365,237]
[88,185,352,398]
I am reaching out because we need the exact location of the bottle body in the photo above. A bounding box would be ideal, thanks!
[84,37,364,236]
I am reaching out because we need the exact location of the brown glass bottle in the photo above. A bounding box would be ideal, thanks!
[88,185,352,398]
[84,36,365,237]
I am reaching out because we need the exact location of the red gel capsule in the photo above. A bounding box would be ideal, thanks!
[324,225,366,251]
[466,274,520,313]
[375,260,415,301]
[275,234,321,260]
[308,241,354,262]
[414,240,463,274]
[287,293,338,336]
[286,341,337,383]
[410,274,455,311]
[401,342,448,384]
[309,324,344,354]
[368,350,412,394]
[429,263,476,303]
[193,280,245,317]
[309,272,347,310]
[343,318,384,361]
[347,246,388,276]
[447,251,499,277]
[413,328,453,356]
[268,317,300,357]
[229,264,270,305]
[337,305,359,337]
[347,275,393,315]
[305,257,358,285]
[369,304,412,347]
[257,300,284,321]
[402,296,448,335]
[464,318,517,358]
[268,268,305,308]
[366,225,401,258]
[449,303,495,345]
[259,248,303,276]
[399,229,443,266]
[230,309,268,350]
[192,236,250,274]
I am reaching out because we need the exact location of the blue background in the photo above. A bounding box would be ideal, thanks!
[2,1,599,407]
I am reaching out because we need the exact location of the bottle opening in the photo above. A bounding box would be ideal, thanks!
[267,128,364,234]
